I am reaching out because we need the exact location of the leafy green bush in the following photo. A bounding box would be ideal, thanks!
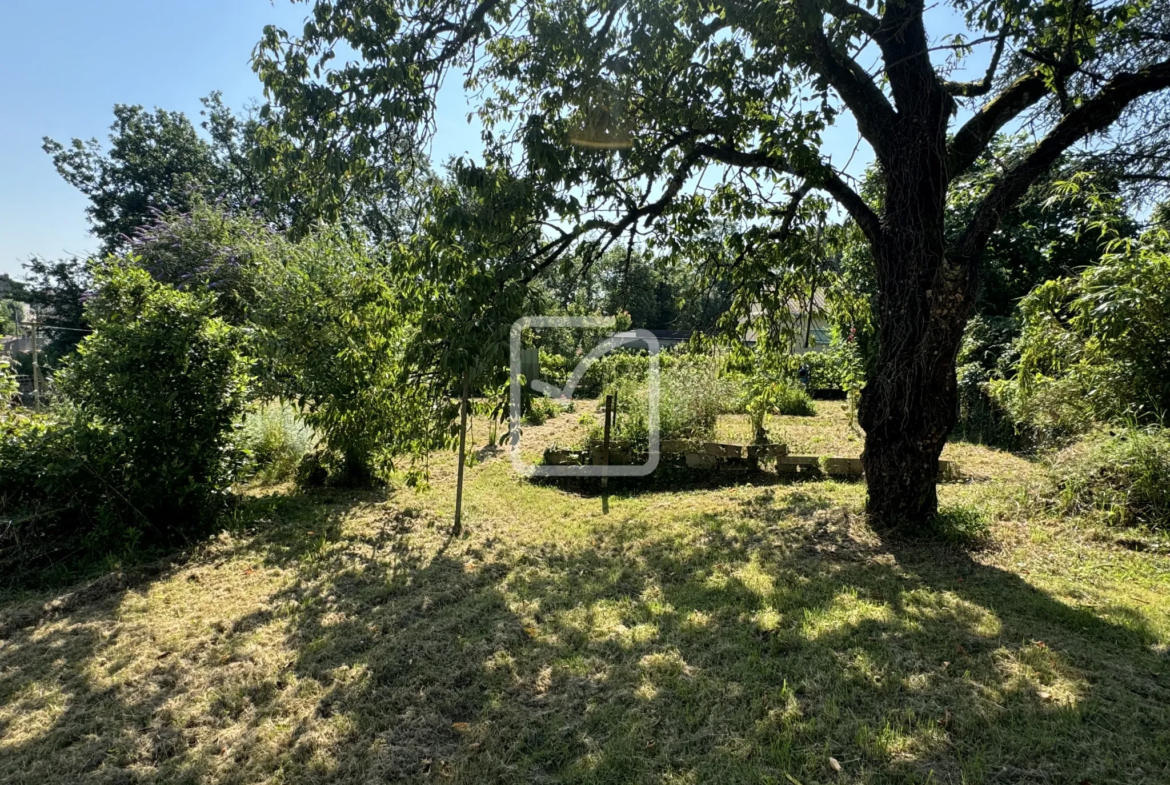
[538,348,683,399]
[791,340,867,392]
[993,227,1170,444]
[238,400,315,484]
[1047,428,1170,530]
[751,376,816,417]
[744,374,816,443]
[525,395,560,425]
[953,362,1019,448]
[128,208,451,485]
[0,409,71,527]
[987,373,1096,448]
[0,354,18,407]
[61,262,250,535]
[129,201,283,325]
[250,234,443,485]
[0,262,250,567]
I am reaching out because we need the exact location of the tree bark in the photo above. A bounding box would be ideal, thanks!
[860,236,976,530]
[859,286,969,530]
[858,81,977,532]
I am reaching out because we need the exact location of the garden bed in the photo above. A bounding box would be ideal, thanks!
[543,442,960,480]
[543,440,788,471]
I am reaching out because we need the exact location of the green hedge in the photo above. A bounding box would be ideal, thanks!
[0,263,249,570]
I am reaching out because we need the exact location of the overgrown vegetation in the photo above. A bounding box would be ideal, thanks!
[991,226,1170,445]
[2,404,1167,784]
[0,263,249,569]
[1047,427,1170,531]
[4,0,1170,775]
[237,400,315,484]
[607,357,740,444]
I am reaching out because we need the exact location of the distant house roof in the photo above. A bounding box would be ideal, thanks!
[788,290,827,314]
[748,290,827,320]
[612,329,693,348]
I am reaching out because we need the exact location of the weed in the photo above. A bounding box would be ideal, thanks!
[929,504,992,545]
[238,400,316,484]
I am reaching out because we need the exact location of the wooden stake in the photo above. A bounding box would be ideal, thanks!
[601,393,613,491]
[454,370,470,534]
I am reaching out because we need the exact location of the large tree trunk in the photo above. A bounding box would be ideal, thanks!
[858,271,970,529]
[859,92,978,533]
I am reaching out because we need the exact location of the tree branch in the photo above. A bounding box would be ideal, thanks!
[943,25,1010,97]
[823,0,880,36]
[425,0,505,65]
[946,71,1049,180]
[796,0,896,155]
[953,58,1170,261]
[874,0,944,116]
[692,142,883,245]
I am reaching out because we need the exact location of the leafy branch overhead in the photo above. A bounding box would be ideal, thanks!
[253,0,1170,260]
[253,0,1170,529]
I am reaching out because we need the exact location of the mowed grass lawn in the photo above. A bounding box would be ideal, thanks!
[1,402,1168,784]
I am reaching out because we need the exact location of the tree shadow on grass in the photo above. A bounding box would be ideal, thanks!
[0,489,1167,784]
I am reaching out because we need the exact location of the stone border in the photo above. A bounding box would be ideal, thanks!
[542,443,960,481]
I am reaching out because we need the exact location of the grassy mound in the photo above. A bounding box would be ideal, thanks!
[1048,427,1170,530]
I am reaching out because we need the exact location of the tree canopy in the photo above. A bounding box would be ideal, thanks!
[251,0,1170,528]
[43,94,272,254]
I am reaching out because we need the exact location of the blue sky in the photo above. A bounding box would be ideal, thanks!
[0,2,982,279]
[0,0,486,277]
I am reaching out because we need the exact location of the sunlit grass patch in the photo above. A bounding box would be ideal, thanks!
[1,403,1168,784]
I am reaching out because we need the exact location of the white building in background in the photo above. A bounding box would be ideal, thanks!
[743,291,833,354]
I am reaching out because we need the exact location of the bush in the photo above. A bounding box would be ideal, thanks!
[794,341,867,392]
[744,375,815,443]
[0,410,74,526]
[987,373,1096,448]
[610,358,740,444]
[128,201,283,326]
[0,263,250,567]
[1047,428,1170,530]
[752,377,816,417]
[250,234,439,485]
[524,395,560,425]
[238,400,315,484]
[538,348,682,399]
[0,354,18,407]
[953,362,1018,448]
[994,228,1170,444]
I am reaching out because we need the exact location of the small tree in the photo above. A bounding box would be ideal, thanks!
[59,261,250,537]
[250,232,441,484]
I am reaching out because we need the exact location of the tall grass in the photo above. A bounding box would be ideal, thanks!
[238,400,316,484]
[609,359,742,444]
[1047,426,1170,530]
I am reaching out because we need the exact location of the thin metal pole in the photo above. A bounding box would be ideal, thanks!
[31,321,42,411]
[453,370,470,534]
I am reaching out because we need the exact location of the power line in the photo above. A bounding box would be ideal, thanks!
[22,322,93,333]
